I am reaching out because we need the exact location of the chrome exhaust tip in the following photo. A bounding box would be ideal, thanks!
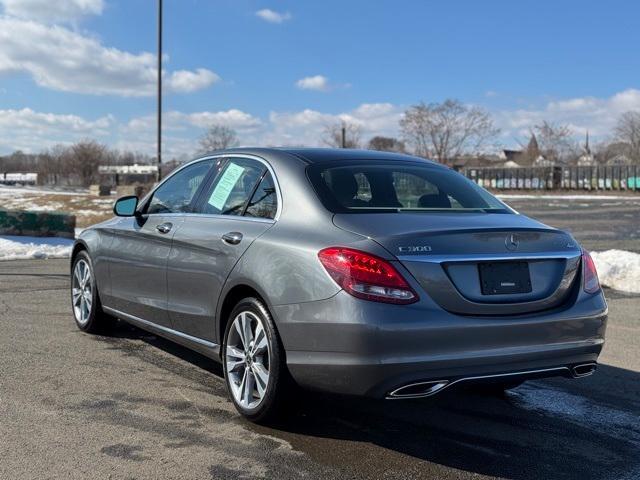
[572,363,597,378]
[386,380,450,399]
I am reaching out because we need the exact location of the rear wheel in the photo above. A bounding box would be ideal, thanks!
[223,297,289,423]
[71,250,113,333]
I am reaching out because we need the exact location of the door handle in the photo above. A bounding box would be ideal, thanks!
[222,231,243,245]
[156,222,173,234]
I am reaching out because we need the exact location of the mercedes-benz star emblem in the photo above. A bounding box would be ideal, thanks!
[505,233,519,251]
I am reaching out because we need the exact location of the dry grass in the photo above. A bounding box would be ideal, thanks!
[0,189,114,228]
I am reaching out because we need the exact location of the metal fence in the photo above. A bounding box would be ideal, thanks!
[462,165,640,191]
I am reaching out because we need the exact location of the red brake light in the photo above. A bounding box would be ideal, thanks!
[318,247,418,304]
[582,250,600,294]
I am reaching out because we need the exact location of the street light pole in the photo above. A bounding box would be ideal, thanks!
[156,0,163,182]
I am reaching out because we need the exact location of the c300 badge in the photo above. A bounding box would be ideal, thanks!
[398,245,432,254]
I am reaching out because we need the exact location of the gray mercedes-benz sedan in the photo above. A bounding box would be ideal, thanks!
[71,148,607,422]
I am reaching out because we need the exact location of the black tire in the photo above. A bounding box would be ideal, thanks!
[222,297,291,423]
[70,250,114,333]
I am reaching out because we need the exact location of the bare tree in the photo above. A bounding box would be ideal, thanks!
[533,121,577,164]
[400,99,499,164]
[198,124,238,153]
[113,150,154,166]
[614,111,640,163]
[367,136,405,152]
[322,120,361,148]
[67,140,109,186]
[38,145,68,184]
[1,142,156,186]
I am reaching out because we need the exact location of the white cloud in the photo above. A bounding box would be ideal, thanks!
[0,103,401,155]
[4,90,640,157]
[166,69,221,93]
[255,8,292,24]
[496,88,640,139]
[110,104,401,156]
[295,75,351,92]
[125,109,262,133]
[116,109,263,158]
[0,0,103,23]
[121,91,640,153]
[262,103,402,146]
[295,75,329,92]
[0,17,219,97]
[0,108,113,153]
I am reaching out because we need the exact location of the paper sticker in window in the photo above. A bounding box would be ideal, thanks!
[208,162,245,210]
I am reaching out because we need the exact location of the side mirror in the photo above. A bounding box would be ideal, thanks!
[113,196,139,217]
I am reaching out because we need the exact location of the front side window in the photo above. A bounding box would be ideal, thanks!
[309,161,510,213]
[146,159,214,214]
[197,158,265,216]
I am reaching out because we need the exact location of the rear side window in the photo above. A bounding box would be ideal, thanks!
[309,161,509,213]
[245,172,277,219]
[146,159,214,214]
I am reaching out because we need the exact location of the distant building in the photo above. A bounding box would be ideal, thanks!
[0,172,37,185]
[502,160,521,168]
[533,156,554,167]
[577,131,595,166]
[502,149,523,163]
[607,154,632,165]
[98,164,158,175]
[98,164,158,186]
[451,153,505,170]
[503,133,546,166]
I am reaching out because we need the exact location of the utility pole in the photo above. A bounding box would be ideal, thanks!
[341,125,346,148]
[156,0,163,182]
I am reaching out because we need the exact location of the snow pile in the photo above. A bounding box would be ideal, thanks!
[0,235,73,261]
[590,249,640,294]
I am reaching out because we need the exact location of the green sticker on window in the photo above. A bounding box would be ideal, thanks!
[208,162,245,209]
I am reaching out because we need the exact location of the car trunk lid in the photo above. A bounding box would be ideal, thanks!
[333,212,581,315]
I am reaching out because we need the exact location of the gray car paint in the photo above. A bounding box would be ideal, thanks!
[74,147,608,398]
[167,214,275,341]
[109,214,183,328]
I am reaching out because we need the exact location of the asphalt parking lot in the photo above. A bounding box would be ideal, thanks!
[1,197,639,479]
[502,194,640,253]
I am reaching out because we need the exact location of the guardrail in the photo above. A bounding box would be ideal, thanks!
[461,165,640,191]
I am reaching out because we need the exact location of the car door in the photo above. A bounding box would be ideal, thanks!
[108,159,215,327]
[166,156,279,342]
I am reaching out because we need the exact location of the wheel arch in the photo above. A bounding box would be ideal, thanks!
[70,240,89,270]
[216,282,271,348]
[70,235,109,300]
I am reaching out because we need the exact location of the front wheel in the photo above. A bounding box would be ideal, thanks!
[71,250,113,333]
[222,297,290,423]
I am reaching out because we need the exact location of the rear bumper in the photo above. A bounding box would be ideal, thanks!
[272,290,607,398]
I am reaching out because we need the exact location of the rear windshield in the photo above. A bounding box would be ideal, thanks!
[308,161,511,214]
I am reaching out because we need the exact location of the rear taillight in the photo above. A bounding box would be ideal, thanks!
[318,247,418,304]
[582,250,600,294]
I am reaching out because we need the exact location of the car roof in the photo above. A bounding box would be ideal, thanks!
[201,147,440,166]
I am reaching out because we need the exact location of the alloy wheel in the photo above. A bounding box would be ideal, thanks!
[225,311,271,409]
[72,259,93,325]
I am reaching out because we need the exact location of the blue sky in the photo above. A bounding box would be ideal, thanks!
[0,0,639,157]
